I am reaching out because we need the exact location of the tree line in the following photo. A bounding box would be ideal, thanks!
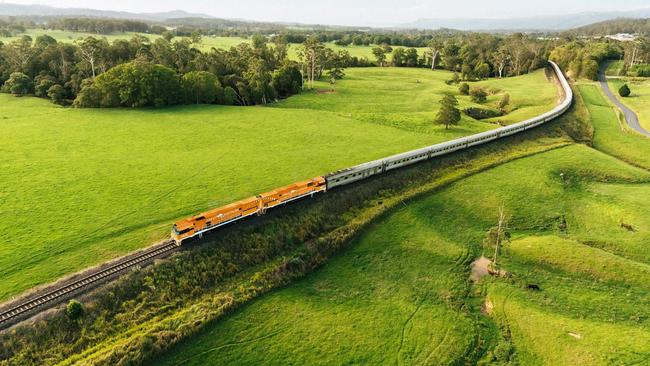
[0,33,354,107]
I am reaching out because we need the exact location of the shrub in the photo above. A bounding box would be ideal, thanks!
[459,83,470,95]
[618,84,631,98]
[498,93,510,110]
[470,87,488,103]
[181,71,223,104]
[66,300,84,320]
[35,78,57,98]
[463,107,503,120]
[47,84,65,105]
[2,72,33,96]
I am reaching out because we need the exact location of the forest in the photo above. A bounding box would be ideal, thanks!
[0,16,643,108]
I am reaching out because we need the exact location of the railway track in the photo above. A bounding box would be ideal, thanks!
[0,240,178,330]
[0,61,572,331]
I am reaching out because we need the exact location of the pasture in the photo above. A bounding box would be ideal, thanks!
[0,67,557,301]
[0,29,425,61]
[155,141,650,365]
[153,84,650,365]
[608,77,650,132]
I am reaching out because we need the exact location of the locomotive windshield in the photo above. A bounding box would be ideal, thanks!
[172,225,192,235]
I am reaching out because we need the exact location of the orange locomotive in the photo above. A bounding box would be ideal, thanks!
[171,177,326,245]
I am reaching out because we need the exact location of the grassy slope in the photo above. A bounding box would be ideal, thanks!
[157,143,650,365]
[607,77,650,132]
[0,67,555,301]
[155,83,650,364]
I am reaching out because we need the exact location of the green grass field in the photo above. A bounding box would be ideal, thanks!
[0,67,556,301]
[0,29,425,61]
[153,84,650,365]
[608,77,650,132]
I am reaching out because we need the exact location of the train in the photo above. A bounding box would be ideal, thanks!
[171,61,573,245]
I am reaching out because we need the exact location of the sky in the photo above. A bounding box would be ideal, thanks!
[6,0,650,26]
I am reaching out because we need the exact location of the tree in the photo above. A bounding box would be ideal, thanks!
[483,205,510,270]
[272,62,302,98]
[245,57,274,104]
[435,94,461,129]
[427,38,443,70]
[66,300,84,320]
[492,47,511,78]
[3,72,32,96]
[372,46,387,67]
[47,84,65,105]
[74,61,180,107]
[223,86,237,105]
[76,36,108,78]
[459,82,470,95]
[470,87,487,103]
[182,71,223,104]
[161,31,175,42]
[298,36,326,89]
[619,84,631,97]
[35,77,56,97]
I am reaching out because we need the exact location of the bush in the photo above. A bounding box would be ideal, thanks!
[463,107,503,120]
[35,78,57,98]
[498,93,510,110]
[181,71,223,104]
[47,84,65,105]
[459,83,470,95]
[2,72,33,96]
[74,61,181,108]
[618,84,631,98]
[470,87,488,103]
[66,300,84,320]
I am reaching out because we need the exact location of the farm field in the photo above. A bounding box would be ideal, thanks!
[608,77,650,132]
[153,85,650,365]
[0,67,557,301]
[0,28,426,61]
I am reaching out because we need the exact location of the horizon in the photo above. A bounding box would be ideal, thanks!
[3,0,650,27]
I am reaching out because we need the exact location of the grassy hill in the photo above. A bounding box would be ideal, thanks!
[151,84,650,365]
[0,67,556,301]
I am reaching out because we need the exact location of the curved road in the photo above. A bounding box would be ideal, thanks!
[599,64,650,137]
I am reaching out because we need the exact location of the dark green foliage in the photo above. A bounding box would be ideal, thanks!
[463,107,503,120]
[272,63,302,98]
[66,300,84,320]
[35,77,56,98]
[47,84,65,105]
[435,94,461,129]
[470,87,488,103]
[619,84,631,97]
[2,72,32,96]
[223,86,238,105]
[74,61,181,107]
[459,82,470,95]
[181,71,223,104]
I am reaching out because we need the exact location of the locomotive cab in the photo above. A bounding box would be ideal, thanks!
[171,222,194,245]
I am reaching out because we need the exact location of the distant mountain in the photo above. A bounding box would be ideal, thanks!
[0,3,212,21]
[564,18,650,37]
[400,9,650,31]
